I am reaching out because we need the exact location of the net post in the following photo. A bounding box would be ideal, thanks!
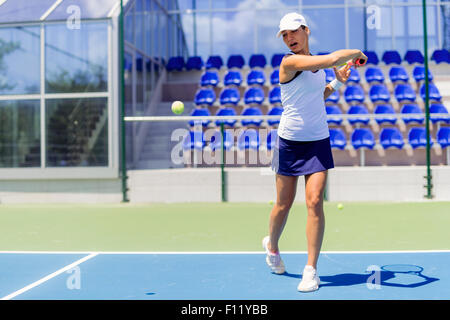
[422,0,433,199]
[220,122,227,202]
[119,0,129,203]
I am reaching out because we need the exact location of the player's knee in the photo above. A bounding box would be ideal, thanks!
[306,193,322,212]
[276,199,294,213]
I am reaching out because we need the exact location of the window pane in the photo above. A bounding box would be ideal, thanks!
[0,26,40,95]
[211,11,254,63]
[257,9,295,62]
[302,8,346,54]
[46,0,119,21]
[46,98,108,167]
[0,0,55,24]
[0,100,40,168]
[45,22,108,93]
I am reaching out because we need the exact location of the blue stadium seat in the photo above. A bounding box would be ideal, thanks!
[412,65,433,82]
[200,71,220,87]
[166,56,185,71]
[237,129,259,150]
[324,69,335,83]
[271,53,284,68]
[401,104,424,124]
[269,86,281,105]
[419,83,442,102]
[325,89,340,104]
[380,127,404,149]
[374,104,397,125]
[215,107,237,127]
[329,128,347,150]
[363,51,379,65]
[224,70,243,87]
[408,127,433,149]
[437,127,450,148]
[394,83,416,102]
[344,85,365,104]
[326,104,343,125]
[194,88,216,106]
[186,56,204,70]
[389,66,409,83]
[347,104,370,125]
[431,49,450,64]
[244,87,265,105]
[209,130,234,151]
[351,128,375,150]
[189,108,211,127]
[270,69,279,85]
[183,131,205,150]
[365,67,385,84]
[241,107,263,127]
[219,87,240,106]
[430,103,450,124]
[382,50,402,65]
[246,69,266,86]
[267,106,283,126]
[249,54,267,69]
[206,55,223,70]
[369,84,390,103]
[347,68,361,84]
[267,129,278,150]
[227,54,245,69]
[404,50,424,64]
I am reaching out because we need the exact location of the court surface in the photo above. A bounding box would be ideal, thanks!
[0,202,449,300]
[0,251,448,300]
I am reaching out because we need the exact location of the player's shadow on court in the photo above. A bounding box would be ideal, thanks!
[282,264,439,289]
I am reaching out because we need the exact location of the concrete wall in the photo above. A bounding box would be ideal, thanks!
[0,166,448,203]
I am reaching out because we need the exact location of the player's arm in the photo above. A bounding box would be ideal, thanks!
[282,49,365,72]
[323,64,352,100]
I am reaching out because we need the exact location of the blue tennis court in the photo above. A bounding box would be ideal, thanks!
[1,251,448,300]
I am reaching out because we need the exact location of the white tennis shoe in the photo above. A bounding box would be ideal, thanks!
[262,236,285,274]
[297,265,320,292]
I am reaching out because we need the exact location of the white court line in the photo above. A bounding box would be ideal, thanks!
[0,253,98,300]
[0,250,450,255]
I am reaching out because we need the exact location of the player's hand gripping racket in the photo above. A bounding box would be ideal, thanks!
[338,58,366,68]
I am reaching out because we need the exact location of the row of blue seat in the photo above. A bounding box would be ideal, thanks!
[183,127,450,151]
[330,127,450,150]
[200,65,435,88]
[195,82,442,107]
[168,49,450,71]
[326,103,449,125]
[188,103,449,128]
[195,86,282,107]
[327,83,441,104]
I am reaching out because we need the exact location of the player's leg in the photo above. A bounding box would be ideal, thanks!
[268,173,299,253]
[304,170,327,268]
[298,170,327,292]
[263,173,298,274]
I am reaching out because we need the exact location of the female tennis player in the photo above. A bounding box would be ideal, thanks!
[262,12,367,292]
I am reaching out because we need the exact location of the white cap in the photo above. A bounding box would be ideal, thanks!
[276,12,308,38]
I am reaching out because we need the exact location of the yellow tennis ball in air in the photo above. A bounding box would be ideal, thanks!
[268,200,274,205]
[337,203,344,210]
[171,101,184,115]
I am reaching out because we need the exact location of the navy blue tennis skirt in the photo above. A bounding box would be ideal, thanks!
[271,136,335,176]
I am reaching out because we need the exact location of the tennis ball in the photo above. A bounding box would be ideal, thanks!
[337,203,344,210]
[171,101,184,115]
[268,200,274,205]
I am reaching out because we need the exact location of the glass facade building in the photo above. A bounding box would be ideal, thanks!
[0,0,448,179]
[0,0,187,179]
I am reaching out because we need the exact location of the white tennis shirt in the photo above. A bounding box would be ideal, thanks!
[277,57,330,142]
